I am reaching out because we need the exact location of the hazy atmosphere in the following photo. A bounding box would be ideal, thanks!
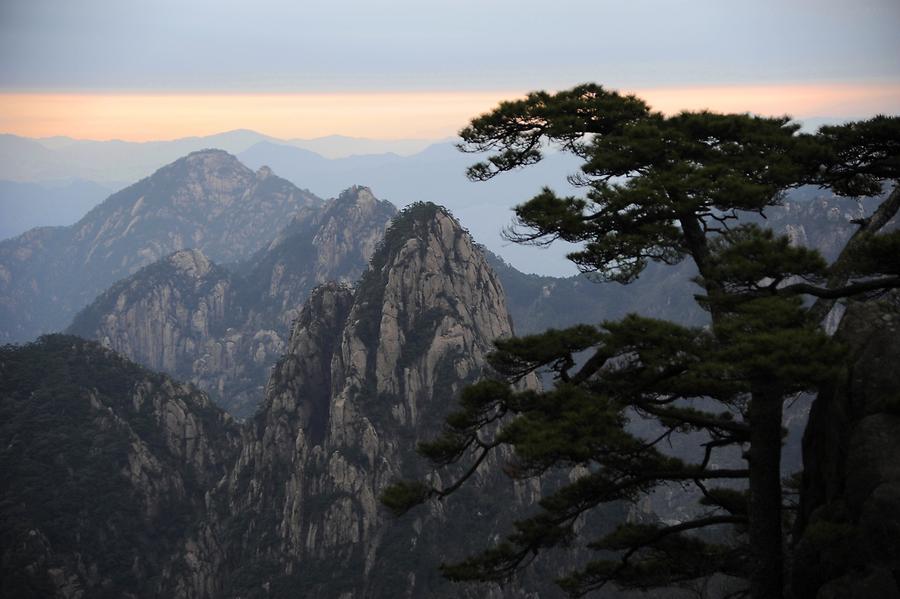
[1,0,899,139]
[2,3,899,599]
[2,0,898,274]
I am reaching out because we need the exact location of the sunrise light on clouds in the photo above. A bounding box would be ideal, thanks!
[3,0,897,142]
[2,82,899,142]
[0,91,517,141]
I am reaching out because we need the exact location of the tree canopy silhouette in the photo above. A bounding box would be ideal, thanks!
[382,84,900,598]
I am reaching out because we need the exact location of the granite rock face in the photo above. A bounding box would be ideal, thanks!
[793,292,900,599]
[221,203,541,598]
[238,185,397,333]
[0,150,321,343]
[67,187,395,417]
[8,183,898,598]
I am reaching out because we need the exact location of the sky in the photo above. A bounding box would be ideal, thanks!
[1,0,899,140]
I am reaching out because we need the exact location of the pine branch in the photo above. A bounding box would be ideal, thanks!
[778,274,900,300]
[633,401,751,438]
[807,181,900,322]
[566,515,747,596]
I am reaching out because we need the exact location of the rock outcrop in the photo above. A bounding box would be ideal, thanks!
[221,203,541,597]
[10,188,897,599]
[0,150,321,343]
[67,187,396,417]
[237,185,397,332]
[69,249,234,374]
[793,292,900,599]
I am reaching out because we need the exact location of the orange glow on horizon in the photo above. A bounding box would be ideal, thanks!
[0,83,898,142]
[635,82,900,119]
[0,92,520,142]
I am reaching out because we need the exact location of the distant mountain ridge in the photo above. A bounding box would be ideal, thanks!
[0,130,440,183]
[3,128,871,277]
[0,150,321,343]
[0,130,583,275]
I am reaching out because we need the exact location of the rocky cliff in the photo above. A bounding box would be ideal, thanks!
[792,292,900,599]
[0,150,321,343]
[236,185,397,332]
[221,203,542,598]
[7,185,896,598]
[67,187,395,417]
[0,335,239,599]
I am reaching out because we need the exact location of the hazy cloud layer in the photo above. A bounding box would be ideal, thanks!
[2,0,899,92]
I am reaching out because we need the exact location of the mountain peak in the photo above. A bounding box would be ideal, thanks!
[366,202,466,276]
[181,147,240,165]
[150,148,253,187]
[185,147,232,158]
[0,151,321,342]
[225,192,522,596]
[392,200,451,225]
[327,185,393,216]
[355,199,514,398]
[340,184,373,196]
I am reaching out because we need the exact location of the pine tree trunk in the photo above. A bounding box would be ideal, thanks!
[683,211,785,597]
[747,389,784,599]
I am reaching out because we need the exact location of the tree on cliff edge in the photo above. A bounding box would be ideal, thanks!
[383,85,900,598]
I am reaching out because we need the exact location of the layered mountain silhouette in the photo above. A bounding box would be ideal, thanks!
[68,187,396,416]
[0,150,320,343]
[2,144,898,599]
[0,131,437,183]
[2,204,558,598]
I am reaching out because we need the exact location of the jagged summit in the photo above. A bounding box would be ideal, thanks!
[146,149,252,192]
[353,200,514,407]
[386,199,450,224]
[320,185,386,223]
[222,197,527,597]
[69,187,396,417]
[242,187,396,320]
[329,185,390,213]
[369,201,468,258]
[368,201,501,289]
[334,184,378,204]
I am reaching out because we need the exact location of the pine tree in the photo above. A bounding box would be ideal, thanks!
[382,85,900,598]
